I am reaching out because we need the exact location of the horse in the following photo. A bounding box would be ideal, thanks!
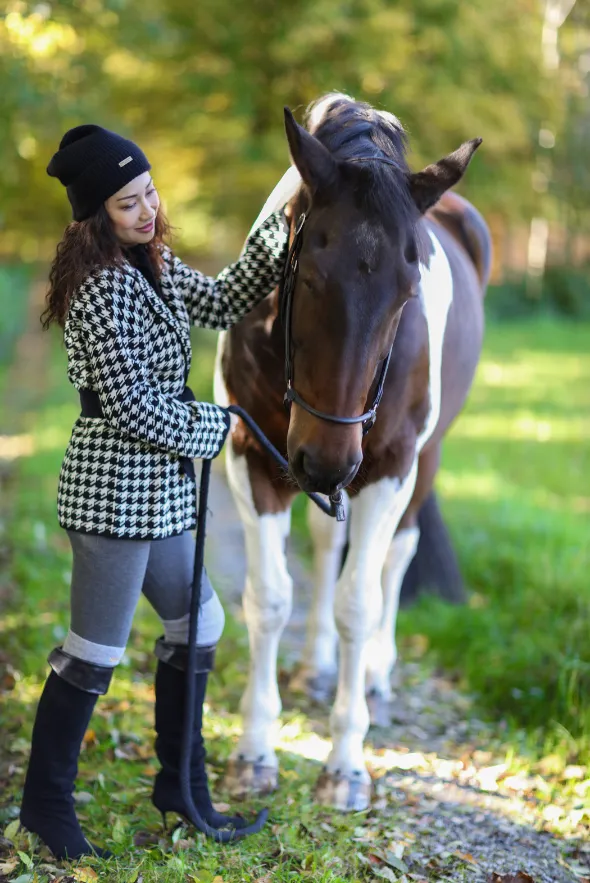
[214,93,491,811]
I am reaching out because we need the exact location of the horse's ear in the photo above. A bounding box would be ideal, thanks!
[408,138,482,215]
[284,106,338,195]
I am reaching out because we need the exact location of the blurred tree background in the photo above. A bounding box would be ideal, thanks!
[0,0,588,289]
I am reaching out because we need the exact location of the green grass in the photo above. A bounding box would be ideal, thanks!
[1,319,589,880]
[398,320,590,761]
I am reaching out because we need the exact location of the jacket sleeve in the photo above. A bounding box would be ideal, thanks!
[171,209,289,330]
[75,277,229,460]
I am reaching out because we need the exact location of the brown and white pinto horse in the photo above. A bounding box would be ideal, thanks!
[215,93,491,810]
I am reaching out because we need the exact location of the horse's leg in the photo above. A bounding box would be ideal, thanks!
[365,443,440,726]
[315,459,419,811]
[222,442,295,798]
[365,526,419,726]
[290,496,348,702]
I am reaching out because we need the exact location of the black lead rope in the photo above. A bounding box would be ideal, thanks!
[181,457,268,843]
[227,405,346,522]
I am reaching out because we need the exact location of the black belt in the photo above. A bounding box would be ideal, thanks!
[79,386,197,480]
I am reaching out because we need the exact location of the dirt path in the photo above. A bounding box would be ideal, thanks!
[204,460,589,883]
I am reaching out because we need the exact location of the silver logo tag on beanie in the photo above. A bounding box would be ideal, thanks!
[119,156,133,167]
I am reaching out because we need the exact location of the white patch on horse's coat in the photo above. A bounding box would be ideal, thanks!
[302,495,349,678]
[326,462,418,777]
[365,526,420,698]
[416,230,454,451]
[213,332,229,407]
[225,442,293,767]
[246,165,302,242]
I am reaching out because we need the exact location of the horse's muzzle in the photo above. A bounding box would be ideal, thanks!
[290,446,361,496]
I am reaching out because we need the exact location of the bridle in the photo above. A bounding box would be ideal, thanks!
[280,155,402,437]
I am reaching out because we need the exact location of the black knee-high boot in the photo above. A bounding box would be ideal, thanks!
[151,639,246,830]
[20,648,114,860]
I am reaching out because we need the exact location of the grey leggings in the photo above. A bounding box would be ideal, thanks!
[62,530,225,667]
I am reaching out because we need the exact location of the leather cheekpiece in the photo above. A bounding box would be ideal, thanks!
[48,646,114,695]
[154,637,216,673]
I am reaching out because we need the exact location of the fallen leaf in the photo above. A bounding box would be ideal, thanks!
[11,875,34,883]
[212,802,231,813]
[82,729,97,746]
[111,815,127,844]
[17,851,33,869]
[0,859,18,874]
[373,867,397,882]
[133,830,160,848]
[73,791,94,805]
[455,851,479,864]
[3,820,20,842]
[73,867,98,882]
[488,873,536,883]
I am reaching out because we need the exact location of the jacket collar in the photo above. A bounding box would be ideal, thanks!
[125,260,192,372]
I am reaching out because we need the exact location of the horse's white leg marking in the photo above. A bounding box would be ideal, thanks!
[365,526,420,698]
[215,347,291,770]
[300,495,348,679]
[327,462,418,780]
[358,230,452,709]
[224,442,292,769]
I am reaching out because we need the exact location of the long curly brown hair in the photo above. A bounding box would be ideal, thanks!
[41,206,171,329]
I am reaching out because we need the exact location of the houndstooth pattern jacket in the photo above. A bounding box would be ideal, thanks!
[58,210,288,539]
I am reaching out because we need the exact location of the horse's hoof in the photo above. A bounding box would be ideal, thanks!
[367,689,392,728]
[289,666,337,703]
[222,758,278,798]
[314,770,372,811]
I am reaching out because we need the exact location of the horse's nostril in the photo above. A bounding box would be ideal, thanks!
[294,448,361,494]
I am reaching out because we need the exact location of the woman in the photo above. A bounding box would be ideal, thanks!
[19,124,288,859]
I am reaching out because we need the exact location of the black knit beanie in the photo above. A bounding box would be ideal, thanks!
[47,125,151,221]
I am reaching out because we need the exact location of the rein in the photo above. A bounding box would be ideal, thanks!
[280,155,399,437]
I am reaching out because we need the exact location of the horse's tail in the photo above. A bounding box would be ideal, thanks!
[399,491,466,607]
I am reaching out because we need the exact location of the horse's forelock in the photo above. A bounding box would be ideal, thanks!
[305,93,406,157]
[302,93,415,233]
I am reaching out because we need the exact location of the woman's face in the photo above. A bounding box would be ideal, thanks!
[105,171,160,245]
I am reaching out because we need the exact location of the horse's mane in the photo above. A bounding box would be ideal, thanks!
[304,93,418,233]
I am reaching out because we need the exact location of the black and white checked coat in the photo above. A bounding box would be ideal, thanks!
[58,211,288,539]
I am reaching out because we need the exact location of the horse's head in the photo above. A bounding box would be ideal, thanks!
[282,94,481,496]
